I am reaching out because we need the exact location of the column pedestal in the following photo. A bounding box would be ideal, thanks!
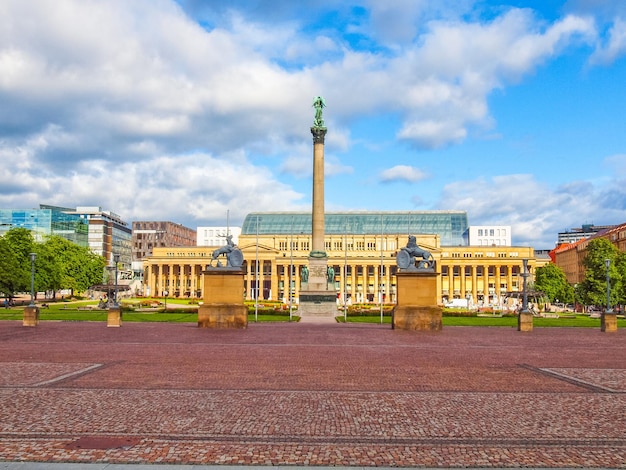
[601,312,617,332]
[198,268,247,329]
[393,271,442,331]
[107,307,122,327]
[517,311,533,332]
[298,257,336,319]
[23,306,40,327]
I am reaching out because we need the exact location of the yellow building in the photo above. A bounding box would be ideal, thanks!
[143,212,538,307]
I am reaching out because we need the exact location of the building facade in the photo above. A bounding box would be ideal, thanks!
[468,225,511,246]
[554,222,626,285]
[197,226,241,247]
[132,221,197,261]
[68,206,132,270]
[143,212,538,307]
[556,224,615,245]
[0,205,89,246]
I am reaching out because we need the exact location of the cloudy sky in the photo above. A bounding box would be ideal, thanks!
[1,0,625,248]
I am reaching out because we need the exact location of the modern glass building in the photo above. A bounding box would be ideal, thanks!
[242,211,469,246]
[0,206,88,246]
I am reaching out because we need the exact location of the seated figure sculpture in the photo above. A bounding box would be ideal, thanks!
[396,235,434,271]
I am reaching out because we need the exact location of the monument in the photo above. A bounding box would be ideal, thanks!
[298,96,337,320]
[198,235,247,328]
[392,236,442,331]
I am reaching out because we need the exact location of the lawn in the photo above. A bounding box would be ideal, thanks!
[1,299,623,327]
[341,314,626,327]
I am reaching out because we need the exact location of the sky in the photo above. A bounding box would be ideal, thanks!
[1,0,625,249]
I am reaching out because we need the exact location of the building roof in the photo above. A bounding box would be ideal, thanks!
[242,211,468,246]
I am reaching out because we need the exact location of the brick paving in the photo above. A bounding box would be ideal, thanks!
[0,320,624,468]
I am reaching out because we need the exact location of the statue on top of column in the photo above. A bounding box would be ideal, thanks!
[312,96,326,128]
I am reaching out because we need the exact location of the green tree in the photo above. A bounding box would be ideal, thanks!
[576,238,622,308]
[39,236,106,298]
[0,228,35,299]
[534,263,574,303]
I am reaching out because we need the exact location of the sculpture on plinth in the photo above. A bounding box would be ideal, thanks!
[312,96,326,129]
[396,235,434,271]
[210,234,244,268]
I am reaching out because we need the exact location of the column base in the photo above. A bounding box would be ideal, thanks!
[23,306,40,327]
[601,312,617,332]
[518,311,533,332]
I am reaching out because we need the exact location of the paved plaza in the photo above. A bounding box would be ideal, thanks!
[0,320,624,468]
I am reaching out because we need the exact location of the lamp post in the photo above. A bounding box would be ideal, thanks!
[29,253,36,307]
[605,259,612,313]
[164,290,168,311]
[344,223,348,322]
[255,215,260,322]
[289,218,293,321]
[113,254,120,308]
[380,213,384,324]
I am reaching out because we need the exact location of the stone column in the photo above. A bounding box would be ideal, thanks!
[310,127,327,258]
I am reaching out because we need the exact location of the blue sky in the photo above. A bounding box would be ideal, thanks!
[1,0,625,248]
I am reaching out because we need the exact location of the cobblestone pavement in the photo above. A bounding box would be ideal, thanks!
[0,321,624,468]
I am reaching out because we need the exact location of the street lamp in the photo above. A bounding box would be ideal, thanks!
[164,289,168,311]
[113,254,120,308]
[289,218,293,321]
[29,253,36,307]
[255,215,260,322]
[605,259,612,313]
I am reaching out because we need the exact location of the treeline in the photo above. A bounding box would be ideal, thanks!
[0,228,106,300]
[534,238,626,308]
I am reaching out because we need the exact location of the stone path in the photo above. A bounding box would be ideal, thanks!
[0,321,624,468]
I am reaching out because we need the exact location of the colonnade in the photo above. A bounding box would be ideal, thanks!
[143,245,537,307]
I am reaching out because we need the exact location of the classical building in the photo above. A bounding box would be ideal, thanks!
[143,211,538,306]
[554,222,626,285]
[132,221,197,261]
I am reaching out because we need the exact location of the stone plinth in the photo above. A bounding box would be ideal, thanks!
[393,271,441,331]
[601,312,617,332]
[23,306,40,327]
[298,257,336,320]
[198,268,247,329]
[107,307,122,327]
[517,311,533,332]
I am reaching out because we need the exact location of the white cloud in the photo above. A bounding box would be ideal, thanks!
[589,18,626,64]
[380,165,428,183]
[0,0,616,235]
[435,174,624,248]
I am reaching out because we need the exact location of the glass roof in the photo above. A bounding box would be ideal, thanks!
[242,211,468,246]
